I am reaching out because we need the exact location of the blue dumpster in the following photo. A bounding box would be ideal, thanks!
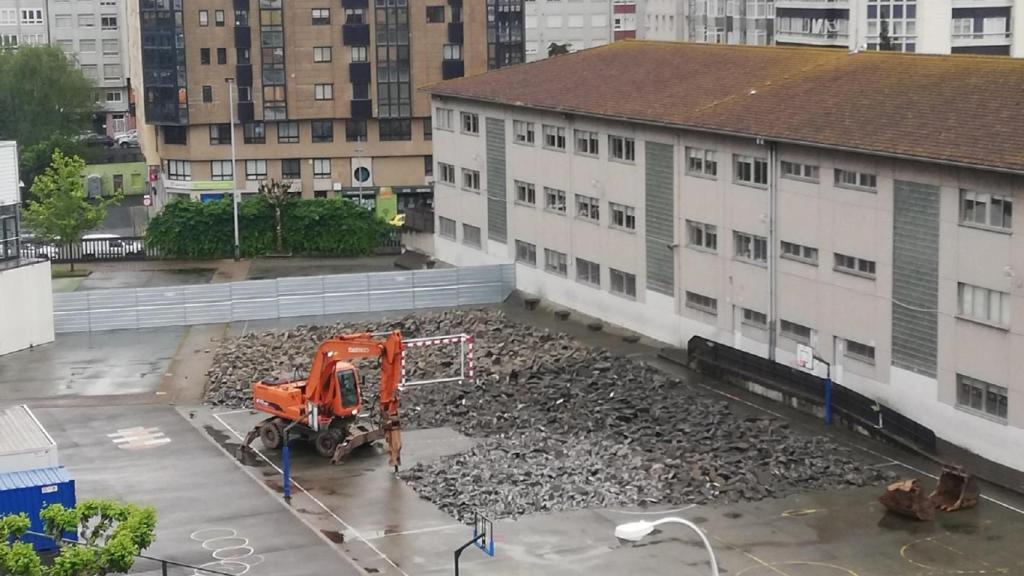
[0,467,77,551]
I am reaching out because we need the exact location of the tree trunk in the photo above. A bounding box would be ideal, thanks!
[275,206,283,253]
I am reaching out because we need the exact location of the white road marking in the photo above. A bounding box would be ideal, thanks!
[212,412,413,576]
[107,426,171,450]
[363,523,464,541]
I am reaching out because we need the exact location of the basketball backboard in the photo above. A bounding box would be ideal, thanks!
[796,344,815,371]
[473,512,495,557]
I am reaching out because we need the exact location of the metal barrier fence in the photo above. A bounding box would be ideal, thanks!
[53,264,515,333]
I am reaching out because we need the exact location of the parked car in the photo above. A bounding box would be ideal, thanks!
[77,131,114,148]
[81,233,144,257]
[114,130,139,148]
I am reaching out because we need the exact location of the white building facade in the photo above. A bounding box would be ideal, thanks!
[0,0,48,48]
[48,0,133,135]
[524,0,636,60]
[428,81,1024,473]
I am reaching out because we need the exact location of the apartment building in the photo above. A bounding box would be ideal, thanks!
[134,0,524,207]
[427,41,1024,473]
[524,0,618,60]
[49,0,134,135]
[638,0,1024,56]
[0,0,47,48]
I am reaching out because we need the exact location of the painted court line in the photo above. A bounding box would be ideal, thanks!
[212,412,412,576]
[363,524,464,541]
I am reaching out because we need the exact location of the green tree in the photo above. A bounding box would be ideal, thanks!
[17,136,86,203]
[0,46,95,149]
[0,499,157,576]
[259,179,294,254]
[23,150,123,270]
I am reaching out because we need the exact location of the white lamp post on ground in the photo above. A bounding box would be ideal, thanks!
[614,517,720,576]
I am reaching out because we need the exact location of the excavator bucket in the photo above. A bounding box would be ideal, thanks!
[879,479,936,521]
[930,465,980,512]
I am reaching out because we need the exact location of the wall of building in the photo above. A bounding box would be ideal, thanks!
[636,0,685,41]
[83,161,147,196]
[0,0,48,47]
[430,96,1024,472]
[0,260,55,356]
[524,0,612,61]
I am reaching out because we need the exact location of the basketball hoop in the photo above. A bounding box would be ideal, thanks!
[796,344,815,371]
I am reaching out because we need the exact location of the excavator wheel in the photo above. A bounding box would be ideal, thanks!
[259,420,283,450]
[314,429,344,458]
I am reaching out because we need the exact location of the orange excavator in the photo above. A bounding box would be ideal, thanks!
[240,331,404,470]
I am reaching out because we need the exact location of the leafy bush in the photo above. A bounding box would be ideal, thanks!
[145,196,389,259]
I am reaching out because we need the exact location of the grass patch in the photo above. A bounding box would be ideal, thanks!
[51,265,92,278]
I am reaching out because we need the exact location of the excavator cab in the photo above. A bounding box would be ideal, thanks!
[336,365,361,411]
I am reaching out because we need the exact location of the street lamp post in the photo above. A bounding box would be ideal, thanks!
[225,77,240,261]
[614,517,720,576]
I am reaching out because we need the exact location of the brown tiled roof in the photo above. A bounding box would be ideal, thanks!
[427,41,1024,174]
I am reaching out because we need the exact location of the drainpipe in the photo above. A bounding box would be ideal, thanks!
[767,140,778,361]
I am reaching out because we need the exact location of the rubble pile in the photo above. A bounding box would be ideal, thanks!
[206,309,892,521]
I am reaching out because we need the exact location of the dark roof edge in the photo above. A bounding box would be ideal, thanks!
[429,90,1024,177]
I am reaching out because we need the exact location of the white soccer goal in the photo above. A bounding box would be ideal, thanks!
[400,333,476,389]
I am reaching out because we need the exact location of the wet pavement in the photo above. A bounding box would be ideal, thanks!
[0,327,184,403]
[32,405,358,576]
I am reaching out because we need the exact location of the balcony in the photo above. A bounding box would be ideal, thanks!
[350,98,371,119]
[448,22,463,44]
[343,23,369,45]
[234,25,251,48]
[235,64,252,85]
[441,59,464,80]
[775,29,849,46]
[951,30,1012,47]
[237,101,254,123]
[349,61,370,84]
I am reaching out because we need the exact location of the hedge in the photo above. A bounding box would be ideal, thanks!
[145,196,390,259]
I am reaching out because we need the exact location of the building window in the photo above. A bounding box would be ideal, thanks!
[278,121,299,144]
[443,44,462,60]
[780,319,812,345]
[515,180,535,205]
[245,160,267,181]
[463,224,482,248]
[103,39,119,55]
[426,5,445,23]
[215,9,224,25]
[610,268,637,298]
[312,46,332,63]
[610,202,636,230]
[200,85,212,102]
[214,47,227,64]
[20,9,43,24]
[80,39,97,53]
[104,90,123,103]
[103,64,122,80]
[780,241,818,265]
[379,119,412,141]
[209,124,231,145]
[439,216,457,240]
[313,158,331,179]
[282,159,300,180]
[576,258,600,287]
[80,65,97,81]
[609,135,635,162]
[436,107,454,131]
[957,374,1008,421]
[199,9,208,25]
[314,84,334,101]
[543,125,566,150]
[734,231,768,264]
[960,189,1012,231]
[211,160,233,181]
[686,291,717,314]
[346,119,367,142]
[166,160,191,181]
[834,168,877,191]
[958,282,1010,327]
[576,194,600,222]
[101,15,117,30]
[515,240,537,265]
[344,7,365,23]
[544,187,566,213]
[78,13,95,26]
[834,252,876,278]
[574,130,599,156]
[163,126,187,145]
[844,338,875,365]
[200,48,211,65]
[686,221,717,251]
[424,118,432,141]
[244,122,265,144]
[780,160,819,182]
[351,46,368,62]
[740,308,767,330]
[461,168,480,192]
[311,8,330,24]
[513,120,534,145]
[460,112,479,134]
[734,154,768,187]
[544,249,568,276]
[439,163,455,185]
[424,155,433,177]
[311,120,333,143]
